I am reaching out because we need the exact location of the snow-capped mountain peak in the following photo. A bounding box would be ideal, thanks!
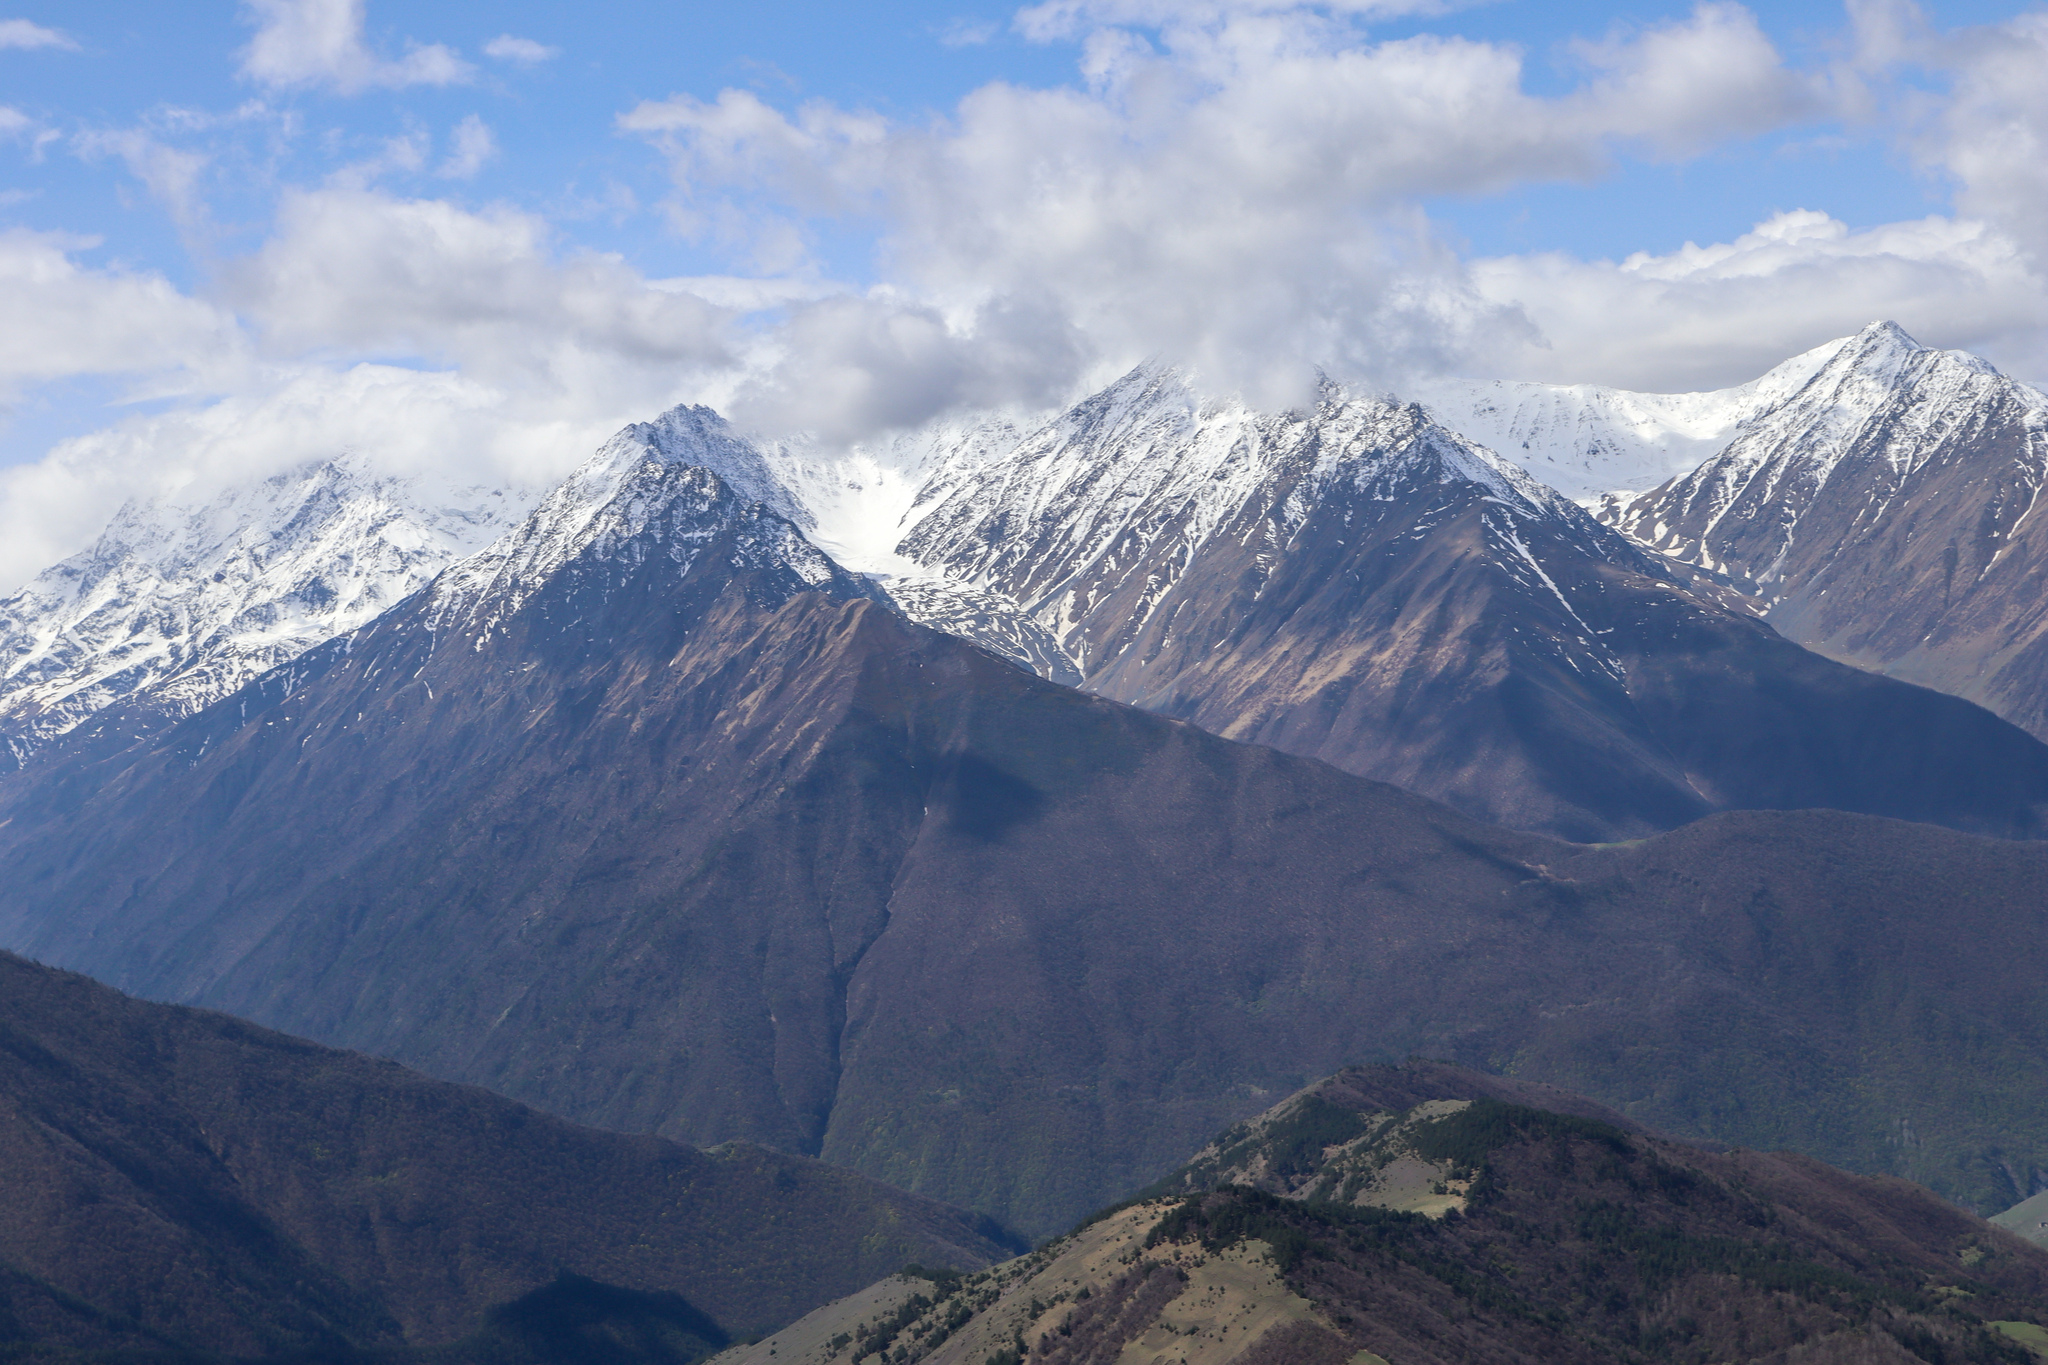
[425,404,856,642]
[898,362,1585,622]
[0,456,536,770]
[1605,320,2047,586]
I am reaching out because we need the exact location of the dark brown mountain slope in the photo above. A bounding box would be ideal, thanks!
[0,951,1010,1364]
[1604,321,2048,742]
[741,1064,2048,1365]
[4,431,2048,1241]
[895,365,2048,842]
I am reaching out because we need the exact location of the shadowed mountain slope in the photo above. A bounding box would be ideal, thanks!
[735,1064,2048,1365]
[4,417,2048,1241]
[0,951,1011,1365]
[1604,321,2048,743]
[893,366,2048,842]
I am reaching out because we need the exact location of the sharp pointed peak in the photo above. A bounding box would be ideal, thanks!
[1856,319,1921,346]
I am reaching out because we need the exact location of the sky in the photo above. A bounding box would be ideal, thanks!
[1,0,2047,587]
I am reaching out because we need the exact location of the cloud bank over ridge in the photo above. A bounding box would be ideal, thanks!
[3,0,2048,588]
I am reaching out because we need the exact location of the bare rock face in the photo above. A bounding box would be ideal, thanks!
[895,364,2048,842]
[9,407,2048,1244]
[1603,320,2048,741]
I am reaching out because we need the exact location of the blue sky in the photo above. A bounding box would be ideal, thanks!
[2,2,2014,278]
[1,0,2046,584]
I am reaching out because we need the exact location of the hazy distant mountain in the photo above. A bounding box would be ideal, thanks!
[0,456,534,773]
[1602,321,2048,743]
[6,410,2048,1241]
[732,1063,2048,1365]
[892,363,2048,841]
[0,951,1010,1365]
[1412,335,1843,501]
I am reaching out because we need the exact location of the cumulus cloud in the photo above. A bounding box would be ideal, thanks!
[223,189,732,384]
[1900,9,2048,262]
[0,18,73,50]
[623,2,1826,421]
[724,292,1086,442]
[1468,209,2048,390]
[239,0,471,94]
[0,230,242,394]
[482,34,558,64]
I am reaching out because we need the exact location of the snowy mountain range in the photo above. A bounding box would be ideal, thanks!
[7,318,2046,788]
[4,340,2048,1245]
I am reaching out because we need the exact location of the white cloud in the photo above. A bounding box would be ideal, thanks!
[223,189,733,383]
[0,229,242,393]
[1467,210,2048,391]
[239,0,471,94]
[1901,10,2048,262]
[482,34,558,64]
[0,192,751,590]
[0,18,73,51]
[72,130,214,227]
[0,365,621,591]
[622,2,1825,422]
[1011,0,1444,42]
[937,18,999,48]
[437,114,496,179]
[1565,3,1823,159]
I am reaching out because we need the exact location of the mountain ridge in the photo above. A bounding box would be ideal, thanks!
[1601,320,2048,741]
[1411,334,1845,502]
[727,1062,2048,1365]
[888,361,2048,841]
[5,421,2048,1239]
[0,948,1011,1363]
[0,456,535,774]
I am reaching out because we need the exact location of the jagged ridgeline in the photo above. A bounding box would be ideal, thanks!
[720,1065,2048,1365]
